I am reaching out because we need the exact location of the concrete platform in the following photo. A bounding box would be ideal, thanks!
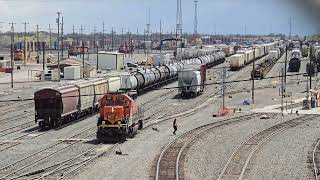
[252,97,320,115]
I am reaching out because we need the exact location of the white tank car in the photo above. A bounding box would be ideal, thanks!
[178,68,203,97]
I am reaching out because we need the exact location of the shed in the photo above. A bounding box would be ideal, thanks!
[88,51,124,71]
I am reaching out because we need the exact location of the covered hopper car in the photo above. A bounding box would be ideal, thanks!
[34,78,119,129]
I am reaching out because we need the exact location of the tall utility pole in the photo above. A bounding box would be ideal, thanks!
[252,48,256,106]
[79,25,84,57]
[193,0,198,36]
[61,16,64,58]
[36,24,40,61]
[48,24,52,52]
[93,25,97,49]
[176,0,183,61]
[146,8,151,42]
[22,22,28,65]
[111,27,114,51]
[222,68,226,108]
[102,22,105,50]
[57,11,61,82]
[72,24,76,46]
[82,41,85,78]
[244,24,247,43]
[289,16,292,40]
[9,23,15,84]
[9,22,15,88]
[281,68,284,116]
[42,42,46,71]
[121,28,124,48]
[284,46,288,93]
[160,19,162,54]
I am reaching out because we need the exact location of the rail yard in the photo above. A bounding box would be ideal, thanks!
[1,1,320,180]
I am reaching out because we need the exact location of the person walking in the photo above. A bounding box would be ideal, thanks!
[173,119,177,135]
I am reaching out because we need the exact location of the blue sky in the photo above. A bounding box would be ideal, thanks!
[0,0,317,35]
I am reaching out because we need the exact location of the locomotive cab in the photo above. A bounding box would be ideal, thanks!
[97,94,143,143]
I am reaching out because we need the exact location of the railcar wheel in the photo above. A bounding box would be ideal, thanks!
[39,121,45,129]
[119,135,126,143]
[53,120,57,128]
[138,120,143,130]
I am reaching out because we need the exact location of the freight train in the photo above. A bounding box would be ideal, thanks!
[35,50,226,129]
[288,49,302,72]
[34,77,120,129]
[96,93,143,142]
[229,41,279,70]
[120,51,226,95]
[251,48,283,79]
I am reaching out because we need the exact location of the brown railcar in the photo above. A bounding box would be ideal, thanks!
[34,85,80,128]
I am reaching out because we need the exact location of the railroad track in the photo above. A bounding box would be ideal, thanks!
[154,113,266,180]
[0,111,34,126]
[140,89,175,107]
[0,126,97,179]
[0,120,35,138]
[9,143,118,180]
[217,114,316,180]
[0,102,34,118]
[312,139,320,180]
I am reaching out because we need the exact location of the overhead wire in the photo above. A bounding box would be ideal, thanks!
[0,72,309,103]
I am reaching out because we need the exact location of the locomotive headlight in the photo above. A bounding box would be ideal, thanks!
[102,121,106,125]
[112,107,114,113]
[118,121,121,125]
